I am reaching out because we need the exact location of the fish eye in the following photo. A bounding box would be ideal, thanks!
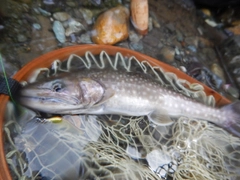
[52,83,62,92]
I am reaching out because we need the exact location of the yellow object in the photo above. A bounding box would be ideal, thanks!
[46,116,63,123]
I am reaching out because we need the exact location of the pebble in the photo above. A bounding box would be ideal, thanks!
[52,21,66,43]
[91,6,129,45]
[131,0,149,35]
[187,45,197,53]
[66,0,76,7]
[157,42,164,49]
[200,8,211,18]
[165,23,175,33]
[79,33,92,44]
[179,66,187,73]
[79,8,93,25]
[176,30,183,42]
[128,30,142,43]
[184,37,198,47]
[211,63,226,83]
[159,47,175,62]
[17,34,27,42]
[227,24,240,35]
[38,8,51,17]
[65,19,84,37]
[53,12,71,22]
[129,41,143,51]
[223,84,239,99]
[43,0,55,5]
[32,23,41,30]
[205,19,218,27]
[152,18,160,28]
[148,17,153,32]
[0,25,4,30]
[70,34,77,43]
[229,55,240,65]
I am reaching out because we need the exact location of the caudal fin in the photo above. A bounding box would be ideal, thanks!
[221,101,240,138]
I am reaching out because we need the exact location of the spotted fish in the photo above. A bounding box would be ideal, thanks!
[18,69,240,137]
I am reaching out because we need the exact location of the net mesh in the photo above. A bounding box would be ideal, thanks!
[4,50,240,180]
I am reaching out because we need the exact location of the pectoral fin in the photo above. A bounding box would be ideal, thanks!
[148,110,173,125]
[93,88,115,106]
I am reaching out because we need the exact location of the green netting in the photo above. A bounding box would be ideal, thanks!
[4,51,240,180]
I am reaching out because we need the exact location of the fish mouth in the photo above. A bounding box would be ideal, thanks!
[20,95,76,104]
[18,95,82,114]
[19,88,80,106]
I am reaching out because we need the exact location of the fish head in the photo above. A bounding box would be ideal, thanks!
[18,74,105,114]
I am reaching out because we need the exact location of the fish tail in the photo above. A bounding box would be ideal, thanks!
[220,101,240,137]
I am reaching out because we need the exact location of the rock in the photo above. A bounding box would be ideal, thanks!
[129,41,143,51]
[223,84,239,100]
[17,34,27,42]
[165,23,175,33]
[52,21,66,43]
[179,66,187,73]
[32,23,41,30]
[148,17,153,32]
[79,8,93,25]
[187,45,197,53]
[43,0,55,5]
[65,0,76,7]
[211,63,226,83]
[65,19,84,37]
[131,0,149,35]
[176,30,183,42]
[91,6,129,45]
[128,30,142,43]
[199,8,211,18]
[79,33,92,44]
[197,37,213,48]
[227,24,240,35]
[38,8,51,17]
[205,19,218,27]
[159,47,175,62]
[53,12,71,22]
[152,18,160,28]
[184,37,198,47]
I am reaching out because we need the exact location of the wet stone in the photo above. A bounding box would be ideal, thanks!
[91,6,129,45]
[148,17,153,32]
[32,23,41,30]
[211,63,226,83]
[176,30,183,42]
[159,47,175,62]
[79,33,92,44]
[52,21,66,43]
[129,41,143,51]
[38,8,51,17]
[184,37,198,47]
[187,45,197,53]
[223,84,239,100]
[79,8,93,25]
[53,12,70,22]
[129,31,142,43]
[165,23,175,33]
[66,0,76,7]
[142,29,160,47]
[17,34,27,42]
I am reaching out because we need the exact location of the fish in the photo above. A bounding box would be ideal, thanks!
[18,69,240,137]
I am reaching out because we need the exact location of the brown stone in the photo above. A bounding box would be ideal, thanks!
[227,24,240,35]
[91,6,129,45]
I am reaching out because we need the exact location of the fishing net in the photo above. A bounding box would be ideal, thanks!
[4,50,240,180]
